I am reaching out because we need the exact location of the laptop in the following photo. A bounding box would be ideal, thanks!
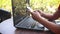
[12,0,44,30]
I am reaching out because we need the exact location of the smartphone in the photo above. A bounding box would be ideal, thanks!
[27,6,33,12]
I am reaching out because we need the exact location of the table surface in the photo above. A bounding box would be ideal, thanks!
[0,17,51,34]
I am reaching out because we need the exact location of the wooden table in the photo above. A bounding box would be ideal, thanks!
[0,18,51,34]
[15,28,51,34]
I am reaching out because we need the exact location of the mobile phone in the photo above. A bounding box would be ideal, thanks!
[27,6,33,12]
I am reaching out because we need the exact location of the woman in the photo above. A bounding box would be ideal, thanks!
[29,5,60,34]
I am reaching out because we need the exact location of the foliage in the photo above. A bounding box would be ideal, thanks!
[0,0,60,14]
[30,0,60,14]
[0,0,12,12]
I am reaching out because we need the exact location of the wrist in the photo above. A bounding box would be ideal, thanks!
[37,16,45,22]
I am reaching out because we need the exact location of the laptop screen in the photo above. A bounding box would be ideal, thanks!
[12,0,29,25]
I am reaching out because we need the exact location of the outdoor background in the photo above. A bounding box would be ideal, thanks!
[0,0,60,19]
[30,0,60,14]
[0,0,60,13]
[0,0,12,12]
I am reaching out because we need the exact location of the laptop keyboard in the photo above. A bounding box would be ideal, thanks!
[16,16,44,30]
[16,17,35,28]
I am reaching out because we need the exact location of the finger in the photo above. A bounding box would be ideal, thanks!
[28,10,35,15]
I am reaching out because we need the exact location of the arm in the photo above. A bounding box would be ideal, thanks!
[38,5,60,20]
[41,10,60,20]
[29,11,60,34]
[37,17,60,34]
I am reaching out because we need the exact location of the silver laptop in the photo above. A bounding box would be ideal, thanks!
[12,0,44,30]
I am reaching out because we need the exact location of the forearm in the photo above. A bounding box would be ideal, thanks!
[37,17,60,34]
[41,13,53,20]
[41,11,60,20]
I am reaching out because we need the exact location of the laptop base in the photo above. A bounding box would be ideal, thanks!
[15,16,44,31]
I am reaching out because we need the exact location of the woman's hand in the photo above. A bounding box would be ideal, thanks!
[35,10,43,16]
[29,10,42,21]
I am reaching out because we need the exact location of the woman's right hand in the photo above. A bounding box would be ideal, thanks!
[28,10,43,21]
[35,10,44,16]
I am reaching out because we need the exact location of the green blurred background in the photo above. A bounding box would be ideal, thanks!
[0,0,12,12]
[0,0,60,14]
[30,0,60,14]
